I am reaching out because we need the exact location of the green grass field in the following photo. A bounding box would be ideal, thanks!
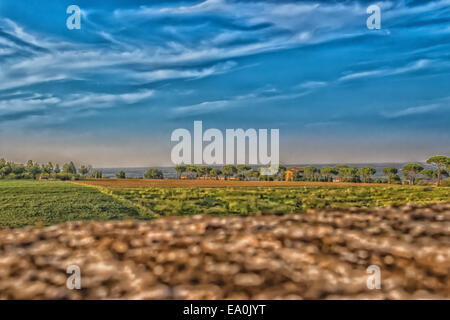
[0,180,144,228]
[110,185,450,216]
[0,180,449,228]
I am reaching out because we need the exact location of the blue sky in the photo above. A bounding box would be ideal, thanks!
[0,0,449,167]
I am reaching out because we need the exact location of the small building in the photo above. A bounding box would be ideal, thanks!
[285,168,304,181]
[333,177,343,183]
[218,176,236,180]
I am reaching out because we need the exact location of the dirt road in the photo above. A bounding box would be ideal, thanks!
[73,178,402,188]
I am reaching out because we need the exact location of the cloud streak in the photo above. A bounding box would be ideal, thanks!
[381,96,450,119]
[338,59,433,82]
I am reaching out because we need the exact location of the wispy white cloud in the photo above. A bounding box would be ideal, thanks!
[338,59,433,82]
[172,100,230,116]
[0,47,14,55]
[0,90,154,123]
[111,0,379,66]
[0,93,60,116]
[0,74,68,91]
[60,90,155,109]
[380,95,450,119]
[0,0,448,127]
[129,61,237,83]
[382,103,441,118]
[171,86,312,117]
[338,70,383,82]
[296,81,328,90]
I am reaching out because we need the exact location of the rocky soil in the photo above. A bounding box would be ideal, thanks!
[0,203,449,299]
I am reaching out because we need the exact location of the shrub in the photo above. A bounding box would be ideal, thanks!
[92,170,103,179]
[144,168,164,179]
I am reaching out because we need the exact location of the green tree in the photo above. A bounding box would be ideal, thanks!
[197,166,212,178]
[236,165,251,180]
[321,167,337,182]
[222,165,237,180]
[185,165,198,179]
[42,162,54,174]
[349,168,360,182]
[116,170,126,179]
[25,160,41,178]
[426,156,450,186]
[246,169,260,180]
[304,166,319,181]
[25,160,33,171]
[144,168,164,179]
[421,169,435,180]
[338,167,359,182]
[1,162,12,177]
[402,163,423,185]
[277,165,287,181]
[382,166,398,184]
[441,169,449,181]
[175,165,186,179]
[79,165,90,176]
[63,161,77,174]
[12,163,26,175]
[359,167,376,183]
[335,165,349,178]
[93,170,103,179]
[208,168,221,179]
[54,164,61,174]
[391,174,402,184]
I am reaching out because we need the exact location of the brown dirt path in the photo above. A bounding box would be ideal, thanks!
[73,179,418,188]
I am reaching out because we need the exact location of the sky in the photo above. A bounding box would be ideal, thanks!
[0,0,449,167]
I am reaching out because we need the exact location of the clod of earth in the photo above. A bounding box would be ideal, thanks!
[0,203,448,299]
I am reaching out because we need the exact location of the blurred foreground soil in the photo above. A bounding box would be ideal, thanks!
[0,203,449,299]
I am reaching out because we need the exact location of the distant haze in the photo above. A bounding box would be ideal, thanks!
[98,162,435,179]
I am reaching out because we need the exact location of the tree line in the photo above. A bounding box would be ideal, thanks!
[171,155,449,185]
[1,155,448,185]
[0,159,102,180]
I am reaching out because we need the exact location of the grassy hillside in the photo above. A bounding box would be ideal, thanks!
[0,180,144,228]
